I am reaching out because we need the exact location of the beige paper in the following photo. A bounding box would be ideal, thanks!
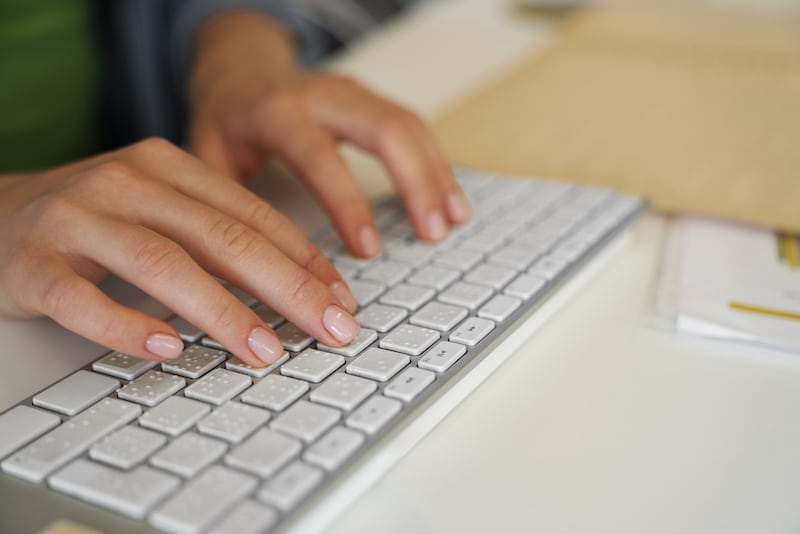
[433,5,800,231]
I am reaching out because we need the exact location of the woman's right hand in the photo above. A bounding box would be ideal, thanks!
[0,137,359,366]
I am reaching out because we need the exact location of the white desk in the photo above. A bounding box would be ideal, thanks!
[2,1,800,533]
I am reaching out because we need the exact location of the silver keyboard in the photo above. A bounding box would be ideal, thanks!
[0,168,644,534]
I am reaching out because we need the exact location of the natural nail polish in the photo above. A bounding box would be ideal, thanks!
[330,280,358,313]
[426,210,448,241]
[446,190,471,223]
[323,305,360,344]
[359,226,381,257]
[248,326,283,364]
[146,333,184,359]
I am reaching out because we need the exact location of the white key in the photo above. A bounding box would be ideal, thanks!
[528,254,568,280]
[281,349,344,383]
[275,323,314,352]
[150,433,227,478]
[512,231,559,253]
[254,304,285,328]
[90,426,166,469]
[449,317,496,346]
[209,500,279,534]
[33,370,119,416]
[139,396,210,436]
[406,264,460,290]
[488,244,540,270]
[384,368,435,403]
[355,303,407,332]
[551,235,591,262]
[150,466,257,534]
[433,247,483,272]
[117,371,186,407]
[270,400,340,443]
[346,279,385,306]
[257,461,324,512]
[478,294,522,322]
[93,352,158,380]
[304,426,365,471]
[197,401,271,443]
[418,341,467,373]
[166,316,205,343]
[162,345,227,380]
[438,281,493,310]
[225,428,301,478]
[463,263,517,290]
[379,324,440,356]
[347,348,410,382]
[410,301,468,331]
[310,373,377,411]
[359,260,411,285]
[317,328,377,357]
[346,396,402,435]
[379,283,435,310]
[460,226,511,251]
[201,337,227,351]
[225,352,289,378]
[184,369,252,406]
[240,375,309,412]
[0,406,60,460]
[384,242,437,265]
[50,459,180,520]
[2,398,141,483]
[504,274,547,300]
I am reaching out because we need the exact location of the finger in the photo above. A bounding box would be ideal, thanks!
[253,106,382,258]
[187,118,242,182]
[26,255,185,362]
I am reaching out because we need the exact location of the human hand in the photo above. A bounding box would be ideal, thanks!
[0,139,359,365]
[187,12,471,258]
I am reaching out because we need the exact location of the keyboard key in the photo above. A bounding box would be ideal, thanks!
[504,274,547,300]
[463,263,517,290]
[2,398,141,483]
[240,375,309,412]
[449,317,496,346]
[317,328,378,357]
[225,428,301,478]
[433,247,483,272]
[197,401,271,443]
[117,371,186,407]
[139,396,210,436]
[355,303,408,332]
[384,242,438,266]
[258,461,324,512]
[310,373,377,411]
[162,345,227,380]
[438,281,493,311]
[271,400,340,443]
[93,352,158,380]
[50,459,180,520]
[379,283,435,310]
[90,426,166,469]
[225,352,289,378]
[346,396,402,435]
[184,369,252,406]
[478,294,522,322]
[346,279,385,306]
[347,348,410,382]
[359,259,411,285]
[410,301,469,331]
[406,264,460,290]
[281,349,344,383]
[379,324,440,356]
[33,370,120,416]
[209,500,279,534]
[275,322,314,352]
[384,368,436,403]
[166,316,205,343]
[0,406,60,460]
[528,254,568,280]
[150,465,257,534]
[304,426,365,471]
[487,244,540,270]
[417,341,467,373]
[150,433,227,478]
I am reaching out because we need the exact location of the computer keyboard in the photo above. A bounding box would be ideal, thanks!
[0,168,644,534]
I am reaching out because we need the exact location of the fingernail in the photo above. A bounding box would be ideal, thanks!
[330,280,358,313]
[146,333,184,359]
[426,210,448,241]
[248,326,284,364]
[323,305,359,344]
[359,226,381,257]
[446,190,471,223]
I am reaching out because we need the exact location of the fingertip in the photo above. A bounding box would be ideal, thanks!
[145,332,184,360]
[357,225,382,258]
[247,325,285,365]
[330,280,358,313]
[445,189,471,224]
[322,305,359,345]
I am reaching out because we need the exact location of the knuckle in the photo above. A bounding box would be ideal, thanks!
[84,160,140,190]
[289,269,316,303]
[259,89,299,118]
[130,136,180,158]
[133,238,186,281]
[210,296,240,330]
[39,275,80,319]
[375,112,415,150]
[209,217,262,261]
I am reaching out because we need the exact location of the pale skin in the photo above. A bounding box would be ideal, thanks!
[0,11,470,368]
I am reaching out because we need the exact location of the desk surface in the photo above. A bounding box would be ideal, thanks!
[2,1,800,533]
